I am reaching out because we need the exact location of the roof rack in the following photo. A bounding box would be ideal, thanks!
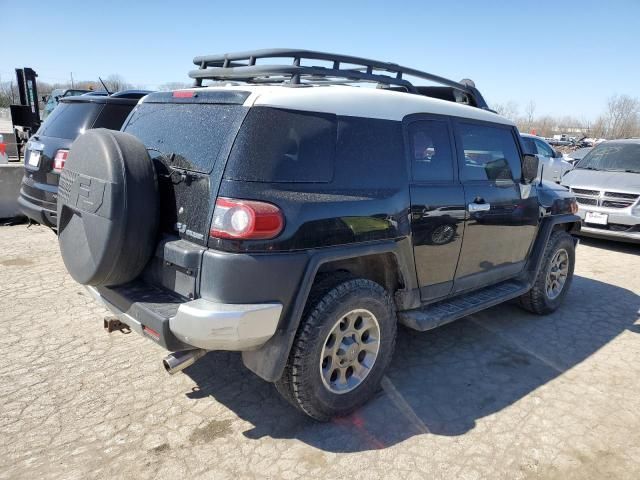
[189,49,490,110]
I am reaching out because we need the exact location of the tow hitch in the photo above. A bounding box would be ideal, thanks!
[103,316,131,334]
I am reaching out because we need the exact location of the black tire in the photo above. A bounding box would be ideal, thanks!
[57,129,158,286]
[275,276,397,421]
[519,230,575,315]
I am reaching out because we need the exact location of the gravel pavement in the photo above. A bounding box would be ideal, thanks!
[1,225,639,480]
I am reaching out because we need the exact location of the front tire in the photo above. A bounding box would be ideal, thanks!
[275,277,397,421]
[519,230,575,314]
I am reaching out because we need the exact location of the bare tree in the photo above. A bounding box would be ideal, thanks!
[595,94,640,139]
[0,80,18,108]
[524,100,536,133]
[158,81,193,91]
[102,74,132,93]
[493,101,519,121]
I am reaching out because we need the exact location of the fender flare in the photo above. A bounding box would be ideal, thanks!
[525,214,581,278]
[242,238,417,382]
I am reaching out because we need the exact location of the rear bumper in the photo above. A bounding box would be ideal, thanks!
[18,179,58,228]
[86,285,282,352]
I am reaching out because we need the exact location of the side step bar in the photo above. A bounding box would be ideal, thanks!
[398,279,529,332]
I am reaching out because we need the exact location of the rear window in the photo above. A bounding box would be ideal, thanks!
[123,103,247,173]
[92,104,136,130]
[38,102,101,139]
[225,107,336,183]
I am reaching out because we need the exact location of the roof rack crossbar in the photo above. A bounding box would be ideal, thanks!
[189,49,489,109]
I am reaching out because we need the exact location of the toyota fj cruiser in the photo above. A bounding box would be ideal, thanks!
[56,50,580,420]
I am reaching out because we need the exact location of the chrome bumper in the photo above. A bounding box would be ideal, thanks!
[169,299,282,350]
[86,286,282,351]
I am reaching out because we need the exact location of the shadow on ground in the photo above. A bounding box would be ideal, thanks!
[183,275,639,452]
[578,236,639,254]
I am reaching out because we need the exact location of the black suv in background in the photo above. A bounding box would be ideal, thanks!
[56,50,580,420]
[18,91,151,228]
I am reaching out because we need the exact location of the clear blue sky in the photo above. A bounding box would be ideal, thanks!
[2,0,638,120]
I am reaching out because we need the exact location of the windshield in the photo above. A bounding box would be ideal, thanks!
[576,143,640,173]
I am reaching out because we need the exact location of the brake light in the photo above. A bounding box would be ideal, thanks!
[53,149,69,172]
[173,90,195,98]
[210,197,284,240]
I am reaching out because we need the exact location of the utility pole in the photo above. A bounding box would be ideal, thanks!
[70,72,74,88]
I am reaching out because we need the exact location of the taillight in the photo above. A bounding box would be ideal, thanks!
[210,197,284,240]
[53,149,69,172]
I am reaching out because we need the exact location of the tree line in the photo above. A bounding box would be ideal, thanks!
[0,74,191,109]
[2,73,638,141]
[493,95,640,140]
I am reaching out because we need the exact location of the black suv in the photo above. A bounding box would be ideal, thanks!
[18,90,151,228]
[56,50,580,420]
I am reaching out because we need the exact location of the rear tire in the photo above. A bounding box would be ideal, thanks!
[275,276,396,421]
[519,230,575,315]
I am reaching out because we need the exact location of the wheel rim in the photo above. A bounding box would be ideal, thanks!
[432,224,455,245]
[545,248,569,300]
[319,308,381,395]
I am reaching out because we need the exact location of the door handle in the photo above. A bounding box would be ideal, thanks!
[468,202,491,212]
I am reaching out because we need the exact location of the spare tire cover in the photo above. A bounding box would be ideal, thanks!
[57,128,158,286]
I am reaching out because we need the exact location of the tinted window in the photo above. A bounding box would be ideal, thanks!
[124,103,247,173]
[458,123,521,181]
[335,116,404,187]
[93,104,135,130]
[226,107,336,183]
[38,102,101,139]
[534,138,554,157]
[409,120,454,182]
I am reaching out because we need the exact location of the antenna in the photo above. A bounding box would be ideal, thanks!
[98,77,112,95]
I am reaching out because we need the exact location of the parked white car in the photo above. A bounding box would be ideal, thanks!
[520,133,574,183]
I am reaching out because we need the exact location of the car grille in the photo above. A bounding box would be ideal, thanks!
[601,200,634,209]
[604,191,639,200]
[571,187,639,209]
[571,188,599,196]
[576,197,598,206]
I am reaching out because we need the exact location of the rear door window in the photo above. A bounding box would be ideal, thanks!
[457,122,522,181]
[38,102,102,139]
[123,103,248,173]
[225,107,336,183]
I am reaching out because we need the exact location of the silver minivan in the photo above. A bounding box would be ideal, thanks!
[562,139,640,243]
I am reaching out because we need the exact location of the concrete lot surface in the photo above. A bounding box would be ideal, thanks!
[1,224,639,480]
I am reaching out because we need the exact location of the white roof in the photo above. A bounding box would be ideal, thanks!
[185,85,514,125]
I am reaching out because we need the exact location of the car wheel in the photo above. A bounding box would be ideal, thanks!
[519,230,575,315]
[275,276,397,421]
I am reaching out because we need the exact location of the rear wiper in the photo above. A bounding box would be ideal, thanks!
[146,147,175,163]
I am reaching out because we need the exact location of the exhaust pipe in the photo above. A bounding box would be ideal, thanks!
[163,349,207,375]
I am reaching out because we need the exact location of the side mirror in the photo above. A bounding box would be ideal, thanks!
[522,154,539,184]
[554,149,563,158]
